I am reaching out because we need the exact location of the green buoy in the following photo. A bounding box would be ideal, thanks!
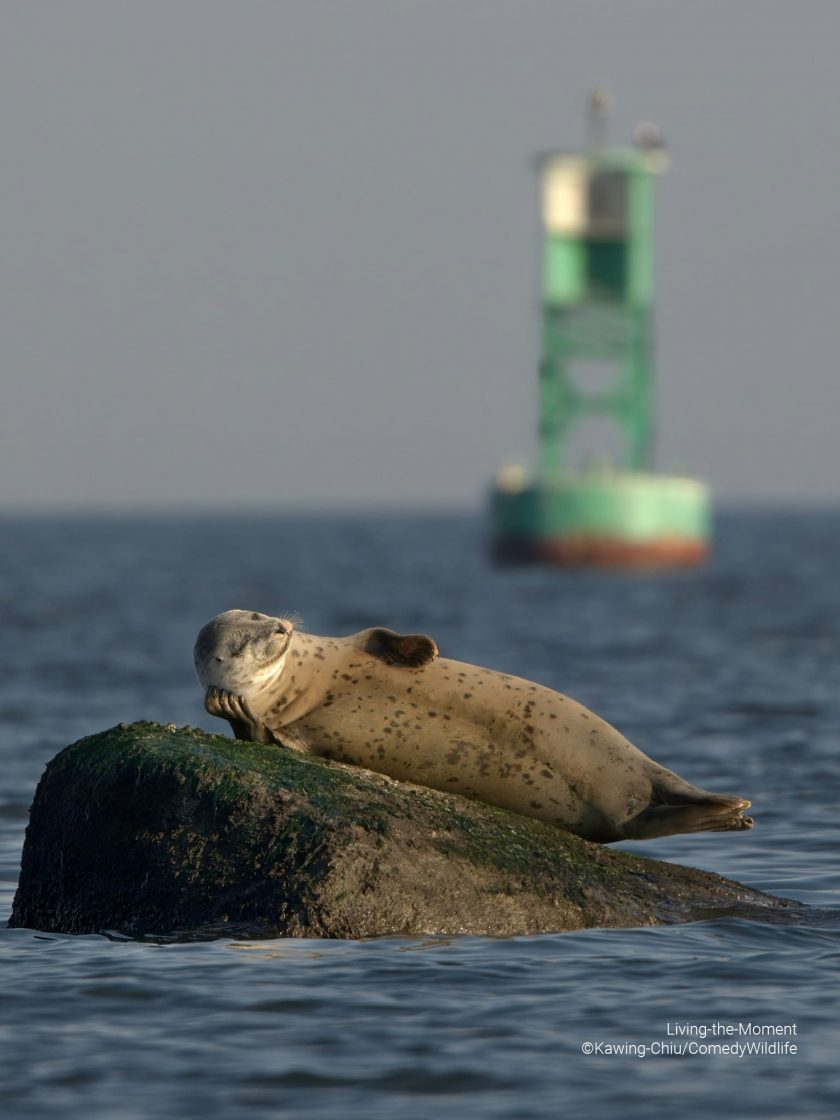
[490,92,711,567]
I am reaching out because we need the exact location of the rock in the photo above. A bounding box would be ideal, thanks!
[9,722,795,940]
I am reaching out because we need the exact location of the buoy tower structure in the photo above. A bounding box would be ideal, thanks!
[490,92,710,567]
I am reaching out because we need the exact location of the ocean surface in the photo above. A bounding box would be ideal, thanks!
[1,511,839,1119]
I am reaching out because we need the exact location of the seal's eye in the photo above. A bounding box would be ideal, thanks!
[215,656,223,663]
[250,613,261,621]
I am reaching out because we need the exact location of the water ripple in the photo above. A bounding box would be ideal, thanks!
[1,513,840,1119]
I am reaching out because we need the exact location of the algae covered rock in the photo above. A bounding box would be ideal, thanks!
[10,722,793,939]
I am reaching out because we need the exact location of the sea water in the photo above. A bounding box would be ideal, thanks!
[1,512,838,1119]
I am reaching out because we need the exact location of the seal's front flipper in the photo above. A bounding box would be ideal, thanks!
[202,685,307,752]
[355,627,439,668]
[621,798,754,841]
[204,685,274,743]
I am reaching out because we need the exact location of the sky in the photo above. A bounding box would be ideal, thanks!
[2,0,839,512]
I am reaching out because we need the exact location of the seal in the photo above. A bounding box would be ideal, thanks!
[194,609,753,843]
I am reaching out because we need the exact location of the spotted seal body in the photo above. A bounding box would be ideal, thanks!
[194,610,753,843]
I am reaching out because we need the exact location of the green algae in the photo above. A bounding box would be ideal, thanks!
[56,722,585,875]
[41,721,752,887]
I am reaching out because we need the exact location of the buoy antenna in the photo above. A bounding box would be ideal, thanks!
[586,87,612,151]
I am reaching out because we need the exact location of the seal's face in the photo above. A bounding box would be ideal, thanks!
[194,610,293,694]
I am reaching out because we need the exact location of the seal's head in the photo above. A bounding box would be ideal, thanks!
[194,610,293,694]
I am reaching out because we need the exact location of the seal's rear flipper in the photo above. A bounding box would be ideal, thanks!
[621,797,754,840]
[355,628,439,668]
